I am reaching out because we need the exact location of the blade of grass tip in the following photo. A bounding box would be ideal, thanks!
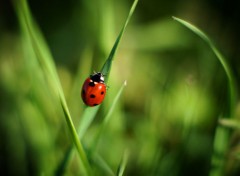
[117,149,129,176]
[101,0,138,83]
[13,0,91,175]
[91,81,127,152]
[172,16,236,118]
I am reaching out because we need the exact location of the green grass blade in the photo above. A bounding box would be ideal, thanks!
[116,150,129,176]
[209,126,230,176]
[92,153,115,176]
[173,16,237,176]
[173,16,236,118]
[57,81,127,175]
[55,146,72,176]
[92,81,127,152]
[13,0,91,175]
[101,0,139,83]
[78,0,138,141]
[55,106,99,175]
[59,100,91,175]
[55,0,137,174]
[101,81,127,131]
[78,106,100,138]
[219,118,240,129]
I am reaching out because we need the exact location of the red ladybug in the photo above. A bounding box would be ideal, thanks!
[81,72,107,106]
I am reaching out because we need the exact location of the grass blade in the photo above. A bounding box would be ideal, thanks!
[77,0,138,151]
[78,0,138,142]
[173,16,237,176]
[101,0,139,83]
[89,81,127,175]
[78,106,100,138]
[172,16,236,118]
[55,0,138,174]
[219,118,240,129]
[57,81,127,175]
[92,81,127,152]
[13,0,91,175]
[116,150,129,176]
[209,126,230,176]
[92,153,115,176]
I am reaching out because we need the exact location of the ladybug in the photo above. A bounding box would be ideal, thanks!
[81,72,107,106]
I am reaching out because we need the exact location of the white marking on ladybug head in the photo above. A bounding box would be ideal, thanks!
[100,74,104,82]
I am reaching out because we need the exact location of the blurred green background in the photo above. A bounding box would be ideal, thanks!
[0,0,240,175]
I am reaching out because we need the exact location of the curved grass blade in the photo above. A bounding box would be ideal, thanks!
[173,16,237,176]
[173,16,236,118]
[13,0,91,175]
[101,0,139,83]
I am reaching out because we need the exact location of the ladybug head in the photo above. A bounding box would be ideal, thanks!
[90,72,105,83]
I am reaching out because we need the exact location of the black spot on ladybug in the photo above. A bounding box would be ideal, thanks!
[82,89,85,95]
[93,104,98,106]
[101,91,104,95]
[90,94,96,98]
[89,82,95,87]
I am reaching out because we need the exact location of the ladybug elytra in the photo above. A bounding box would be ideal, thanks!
[81,72,107,106]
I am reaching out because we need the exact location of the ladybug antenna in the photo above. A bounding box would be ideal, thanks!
[102,72,107,77]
